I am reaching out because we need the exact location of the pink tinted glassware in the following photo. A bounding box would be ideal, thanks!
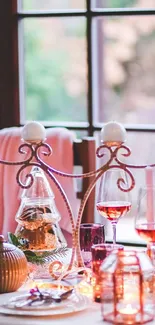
[97,169,131,245]
[91,243,124,302]
[80,223,105,267]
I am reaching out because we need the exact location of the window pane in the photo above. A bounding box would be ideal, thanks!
[93,0,155,9]
[21,0,86,10]
[22,18,87,122]
[93,16,155,125]
[75,130,88,138]
[95,130,155,244]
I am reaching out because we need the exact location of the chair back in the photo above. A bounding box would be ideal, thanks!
[73,136,96,223]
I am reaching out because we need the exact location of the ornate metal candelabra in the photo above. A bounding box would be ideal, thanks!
[2,121,154,280]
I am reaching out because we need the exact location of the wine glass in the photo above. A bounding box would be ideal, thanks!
[96,168,131,244]
[135,186,155,255]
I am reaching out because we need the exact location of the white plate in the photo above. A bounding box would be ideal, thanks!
[0,291,90,317]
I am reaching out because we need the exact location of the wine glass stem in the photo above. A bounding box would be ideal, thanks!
[112,223,117,244]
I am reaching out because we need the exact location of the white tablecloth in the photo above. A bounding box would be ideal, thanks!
[0,291,155,325]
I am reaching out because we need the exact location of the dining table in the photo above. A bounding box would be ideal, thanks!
[0,290,155,325]
[1,278,155,325]
[1,248,155,325]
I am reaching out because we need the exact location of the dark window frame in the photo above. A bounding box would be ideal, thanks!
[1,1,155,246]
[1,1,155,134]
[0,1,19,129]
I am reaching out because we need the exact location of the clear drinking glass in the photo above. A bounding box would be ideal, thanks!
[135,186,155,253]
[96,169,131,244]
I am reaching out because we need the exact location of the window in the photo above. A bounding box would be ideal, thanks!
[1,0,155,244]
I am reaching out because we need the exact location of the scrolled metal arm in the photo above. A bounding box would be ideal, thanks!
[1,140,147,277]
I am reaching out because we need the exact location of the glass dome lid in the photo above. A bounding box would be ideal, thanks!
[21,166,55,199]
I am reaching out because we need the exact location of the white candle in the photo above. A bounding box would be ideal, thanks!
[145,167,154,223]
[22,121,46,143]
[101,121,126,146]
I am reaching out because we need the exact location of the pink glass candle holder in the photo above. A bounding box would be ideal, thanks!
[91,243,124,303]
[100,250,155,324]
[80,223,105,267]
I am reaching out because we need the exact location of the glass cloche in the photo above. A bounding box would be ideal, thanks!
[15,166,67,251]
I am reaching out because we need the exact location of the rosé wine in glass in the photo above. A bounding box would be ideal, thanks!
[96,201,131,222]
[135,223,155,243]
[135,186,155,261]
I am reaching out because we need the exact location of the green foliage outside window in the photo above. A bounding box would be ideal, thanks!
[24,19,87,122]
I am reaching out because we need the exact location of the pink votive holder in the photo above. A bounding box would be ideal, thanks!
[91,243,124,302]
